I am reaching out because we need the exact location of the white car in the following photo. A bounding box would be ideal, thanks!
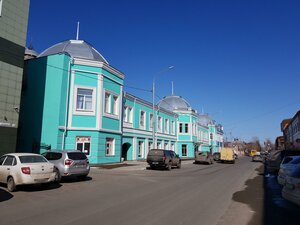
[282,164,300,206]
[278,156,300,186]
[0,153,56,192]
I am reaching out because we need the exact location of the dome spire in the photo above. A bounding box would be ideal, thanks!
[76,21,80,40]
[172,81,174,95]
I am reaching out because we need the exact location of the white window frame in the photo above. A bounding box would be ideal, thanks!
[157,116,162,132]
[128,107,133,123]
[106,138,115,156]
[171,121,175,134]
[76,136,91,155]
[138,141,144,158]
[113,95,119,115]
[104,92,111,114]
[148,141,153,151]
[139,110,146,129]
[123,106,128,122]
[165,119,169,134]
[164,142,168,150]
[74,86,96,116]
[150,113,153,130]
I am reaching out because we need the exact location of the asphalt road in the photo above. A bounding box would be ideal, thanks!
[0,157,261,225]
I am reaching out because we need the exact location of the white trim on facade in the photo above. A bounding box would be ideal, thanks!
[68,70,75,128]
[97,74,103,130]
[73,58,125,80]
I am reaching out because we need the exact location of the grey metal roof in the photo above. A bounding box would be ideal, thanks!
[198,114,214,126]
[158,95,191,111]
[25,48,38,57]
[38,40,109,64]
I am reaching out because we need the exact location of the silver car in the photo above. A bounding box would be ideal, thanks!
[42,150,90,181]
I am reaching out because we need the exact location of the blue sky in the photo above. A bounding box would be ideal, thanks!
[26,0,300,143]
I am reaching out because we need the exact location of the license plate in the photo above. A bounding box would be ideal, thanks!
[152,162,159,165]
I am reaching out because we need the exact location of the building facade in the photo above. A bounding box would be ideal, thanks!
[280,111,300,150]
[0,0,30,155]
[18,38,224,164]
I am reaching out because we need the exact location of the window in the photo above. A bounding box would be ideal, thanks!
[157,142,161,149]
[128,107,133,123]
[76,88,93,111]
[182,144,187,156]
[106,138,115,156]
[76,136,91,155]
[185,124,189,133]
[157,116,162,132]
[113,96,119,115]
[171,143,175,151]
[3,156,15,166]
[138,141,144,157]
[171,121,175,134]
[104,92,111,113]
[164,142,168,150]
[140,111,145,128]
[148,142,153,151]
[123,106,128,122]
[165,119,169,133]
[150,113,153,129]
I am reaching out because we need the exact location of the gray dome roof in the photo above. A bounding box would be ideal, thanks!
[158,95,191,111]
[198,114,214,126]
[38,40,108,64]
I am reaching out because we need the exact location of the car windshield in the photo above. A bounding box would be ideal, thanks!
[19,155,48,163]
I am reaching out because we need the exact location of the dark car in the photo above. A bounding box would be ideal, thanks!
[146,149,181,170]
[42,150,90,181]
[195,151,214,164]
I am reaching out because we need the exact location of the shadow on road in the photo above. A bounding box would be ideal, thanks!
[231,163,300,225]
[0,188,13,202]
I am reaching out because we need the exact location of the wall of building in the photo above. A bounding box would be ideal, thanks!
[0,0,30,155]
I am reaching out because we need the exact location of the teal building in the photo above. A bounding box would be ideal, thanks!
[18,38,223,164]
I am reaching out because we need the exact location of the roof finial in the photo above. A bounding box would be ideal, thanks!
[76,21,80,40]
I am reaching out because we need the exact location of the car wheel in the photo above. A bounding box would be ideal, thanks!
[167,162,172,171]
[7,176,16,192]
[54,168,61,183]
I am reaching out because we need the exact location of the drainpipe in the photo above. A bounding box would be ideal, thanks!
[62,57,72,150]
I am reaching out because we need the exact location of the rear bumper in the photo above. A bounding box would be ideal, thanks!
[60,167,90,177]
[282,188,300,206]
[16,173,56,185]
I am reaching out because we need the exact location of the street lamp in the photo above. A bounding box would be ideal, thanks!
[152,66,174,149]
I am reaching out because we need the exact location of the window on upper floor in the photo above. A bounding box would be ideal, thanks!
[140,111,145,128]
[185,123,189,133]
[104,92,111,113]
[150,113,153,130]
[179,123,183,133]
[75,86,95,115]
[157,116,162,132]
[165,119,169,134]
[171,121,175,134]
[104,91,119,116]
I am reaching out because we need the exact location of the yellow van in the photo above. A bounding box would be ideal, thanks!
[220,148,235,163]
[250,150,257,157]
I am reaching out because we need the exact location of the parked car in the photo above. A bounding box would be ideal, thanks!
[0,153,56,192]
[266,150,300,173]
[195,151,213,164]
[213,152,221,161]
[282,164,300,206]
[146,149,181,170]
[252,154,263,162]
[277,156,300,186]
[42,150,90,180]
